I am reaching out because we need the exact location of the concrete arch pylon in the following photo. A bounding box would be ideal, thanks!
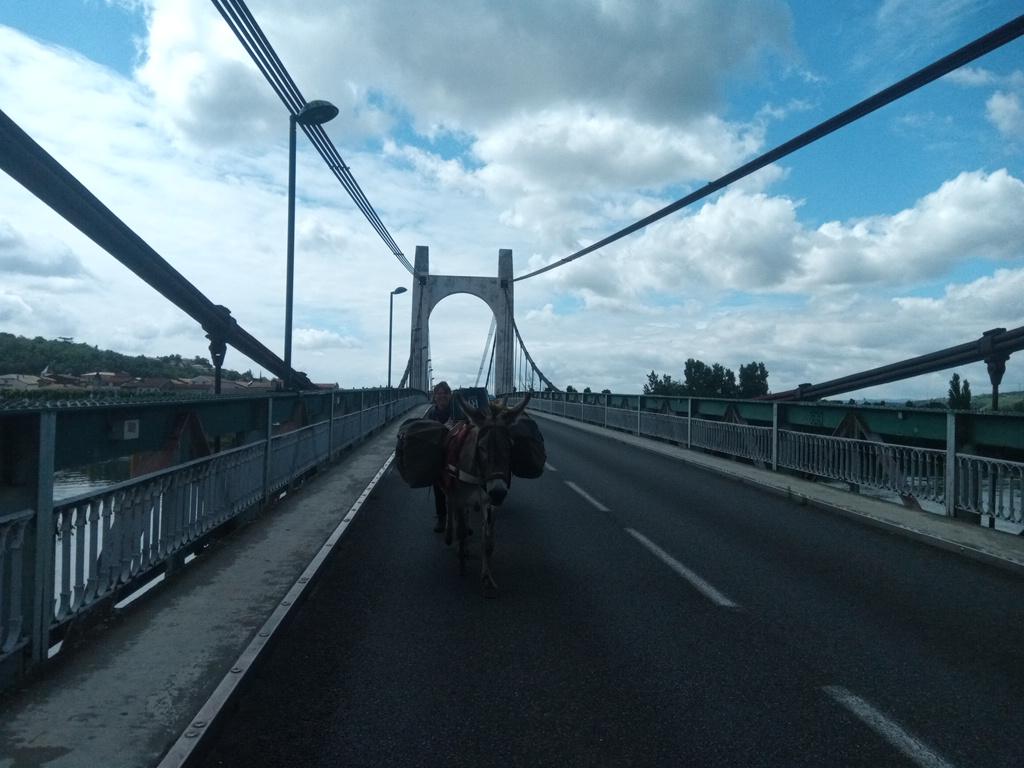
[408,245,514,395]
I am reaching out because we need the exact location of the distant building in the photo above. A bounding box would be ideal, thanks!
[0,374,43,389]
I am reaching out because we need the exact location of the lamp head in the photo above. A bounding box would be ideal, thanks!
[392,286,408,295]
[295,100,339,126]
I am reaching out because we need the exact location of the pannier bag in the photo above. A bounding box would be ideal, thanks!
[509,413,546,479]
[396,418,448,487]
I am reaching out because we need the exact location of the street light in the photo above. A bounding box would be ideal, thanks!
[388,286,408,388]
[284,99,339,381]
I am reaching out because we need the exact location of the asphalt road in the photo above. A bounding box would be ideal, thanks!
[197,418,1024,767]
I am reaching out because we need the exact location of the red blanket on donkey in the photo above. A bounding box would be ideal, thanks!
[440,422,473,493]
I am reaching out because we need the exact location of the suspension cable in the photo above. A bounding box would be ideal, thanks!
[210,0,413,273]
[475,317,497,387]
[485,337,495,393]
[497,284,559,391]
[513,15,1024,282]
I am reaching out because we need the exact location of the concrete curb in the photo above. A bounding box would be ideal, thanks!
[156,454,396,768]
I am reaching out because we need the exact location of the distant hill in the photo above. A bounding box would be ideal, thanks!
[0,333,252,381]
[970,389,1024,412]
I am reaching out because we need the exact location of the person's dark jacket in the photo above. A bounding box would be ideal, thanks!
[425,404,451,424]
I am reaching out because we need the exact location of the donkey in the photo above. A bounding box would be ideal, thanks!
[442,392,531,597]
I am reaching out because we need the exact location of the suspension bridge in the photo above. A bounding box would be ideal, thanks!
[1,5,1023,767]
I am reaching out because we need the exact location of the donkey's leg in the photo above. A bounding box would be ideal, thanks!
[443,490,453,547]
[457,499,469,576]
[480,502,498,598]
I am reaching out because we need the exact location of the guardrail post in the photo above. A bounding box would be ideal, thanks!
[562,393,567,418]
[30,411,56,663]
[636,396,641,436]
[328,392,335,459]
[360,390,365,436]
[262,398,273,506]
[771,402,779,471]
[604,393,608,428]
[686,398,692,449]
[944,411,956,518]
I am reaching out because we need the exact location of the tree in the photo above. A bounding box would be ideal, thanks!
[643,370,685,396]
[948,373,973,410]
[683,359,713,395]
[682,358,737,397]
[737,361,769,398]
[565,385,577,393]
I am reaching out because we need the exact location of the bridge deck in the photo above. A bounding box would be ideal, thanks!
[0,411,1021,767]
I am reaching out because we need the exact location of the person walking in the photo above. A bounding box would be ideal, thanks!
[425,381,453,532]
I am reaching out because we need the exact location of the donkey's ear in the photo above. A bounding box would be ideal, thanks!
[456,392,485,425]
[506,391,531,420]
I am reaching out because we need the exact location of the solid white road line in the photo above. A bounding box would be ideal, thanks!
[625,528,739,608]
[823,686,957,768]
[545,462,558,472]
[564,480,609,511]
[157,454,396,768]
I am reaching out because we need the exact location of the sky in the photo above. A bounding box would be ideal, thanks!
[1,0,1022,401]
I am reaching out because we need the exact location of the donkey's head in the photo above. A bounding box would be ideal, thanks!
[455,392,531,506]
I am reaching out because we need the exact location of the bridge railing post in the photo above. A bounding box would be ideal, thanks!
[262,397,273,506]
[30,411,56,663]
[771,403,779,471]
[604,393,608,429]
[686,398,692,449]
[944,411,957,517]
[328,391,335,460]
[636,396,641,436]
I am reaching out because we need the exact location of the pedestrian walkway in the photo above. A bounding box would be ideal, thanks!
[533,411,1024,577]
[0,413,414,768]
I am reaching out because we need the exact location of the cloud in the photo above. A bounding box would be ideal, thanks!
[0,222,88,278]
[945,65,999,87]
[943,66,1024,142]
[986,91,1024,141]
[293,328,361,351]
[791,169,1024,289]
[2,8,1021,402]
[132,0,793,145]
[543,168,1024,302]
[0,292,33,323]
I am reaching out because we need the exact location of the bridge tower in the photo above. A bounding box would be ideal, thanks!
[408,246,514,395]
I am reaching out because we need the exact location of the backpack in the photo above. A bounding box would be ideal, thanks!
[395,418,448,487]
[509,414,546,479]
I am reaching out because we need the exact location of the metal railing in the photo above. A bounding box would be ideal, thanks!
[956,455,1024,524]
[523,391,1024,526]
[0,389,425,686]
[777,431,946,503]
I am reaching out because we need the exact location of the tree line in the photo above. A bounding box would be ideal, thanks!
[643,359,769,398]
[0,333,253,381]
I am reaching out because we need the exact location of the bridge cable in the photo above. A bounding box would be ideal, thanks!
[0,108,314,389]
[498,283,560,392]
[513,14,1024,282]
[484,336,495,393]
[213,0,406,261]
[475,317,497,387]
[210,0,413,273]
[216,0,410,265]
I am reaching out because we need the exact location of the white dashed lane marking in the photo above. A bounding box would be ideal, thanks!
[626,528,739,609]
[823,686,956,768]
[564,480,609,511]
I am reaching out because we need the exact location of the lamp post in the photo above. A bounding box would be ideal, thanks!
[284,99,339,382]
[388,286,407,388]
